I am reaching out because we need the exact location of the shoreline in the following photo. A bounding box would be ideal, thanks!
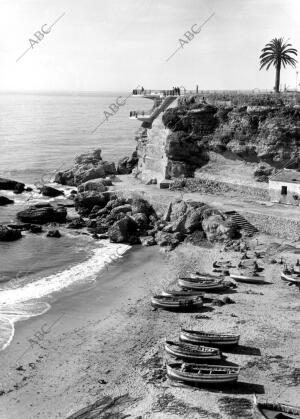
[0,237,299,418]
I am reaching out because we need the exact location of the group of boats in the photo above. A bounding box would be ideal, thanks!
[151,272,231,311]
[164,329,240,385]
[150,266,300,416]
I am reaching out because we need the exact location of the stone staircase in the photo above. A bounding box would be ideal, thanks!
[225,211,259,235]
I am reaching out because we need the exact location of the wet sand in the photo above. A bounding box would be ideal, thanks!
[0,237,299,418]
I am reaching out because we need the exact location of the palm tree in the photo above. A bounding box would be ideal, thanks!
[259,38,298,93]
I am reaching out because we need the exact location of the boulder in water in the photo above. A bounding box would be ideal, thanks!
[0,225,22,241]
[0,196,14,205]
[40,186,64,197]
[17,204,67,224]
[47,229,61,238]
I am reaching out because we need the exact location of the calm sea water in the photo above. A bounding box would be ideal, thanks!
[0,92,148,350]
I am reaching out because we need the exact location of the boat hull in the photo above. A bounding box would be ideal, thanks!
[165,342,221,361]
[166,364,239,384]
[180,331,240,347]
[281,272,300,284]
[178,278,226,291]
[230,274,266,284]
[161,290,204,297]
[151,296,203,311]
[253,399,300,419]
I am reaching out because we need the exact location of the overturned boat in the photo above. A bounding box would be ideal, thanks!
[230,273,266,284]
[161,289,205,298]
[164,340,222,361]
[178,277,227,291]
[253,396,300,418]
[180,329,240,347]
[166,362,239,384]
[151,295,203,311]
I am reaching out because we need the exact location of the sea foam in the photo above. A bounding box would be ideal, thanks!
[0,241,130,350]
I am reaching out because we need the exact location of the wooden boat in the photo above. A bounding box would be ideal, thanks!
[281,271,300,284]
[178,277,226,291]
[161,289,204,298]
[180,329,240,347]
[193,272,223,280]
[164,340,222,361]
[151,295,203,311]
[166,362,239,384]
[253,395,300,418]
[230,273,266,284]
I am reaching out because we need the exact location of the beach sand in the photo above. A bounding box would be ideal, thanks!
[0,237,299,418]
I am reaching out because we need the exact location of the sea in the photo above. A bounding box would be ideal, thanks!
[0,91,150,351]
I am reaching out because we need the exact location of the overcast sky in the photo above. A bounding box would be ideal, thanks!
[0,0,299,92]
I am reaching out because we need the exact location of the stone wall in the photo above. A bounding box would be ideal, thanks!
[241,211,300,241]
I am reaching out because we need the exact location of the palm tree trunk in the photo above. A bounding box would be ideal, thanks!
[275,62,281,92]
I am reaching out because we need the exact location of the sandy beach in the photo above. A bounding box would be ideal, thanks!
[0,236,299,419]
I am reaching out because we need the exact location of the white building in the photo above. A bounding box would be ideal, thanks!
[269,170,300,206]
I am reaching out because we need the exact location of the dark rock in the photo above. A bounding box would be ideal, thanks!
[47,229,61,238]
[211,298,225,307]
[131,213,149,230]
[155,231,179,249]
[222,296,235,304]
[77,179,108,193]
[184,230,207,246]
[117,151,138,174]
[131,198,153,216]
[75,148,102,165]
[13,183,25,194]
[54,169,75,186]
[25,187,33,192]
[0,196,14,205]
[30,225,43,233]
[67,218,86,229]
[108,216,138,243]
[110,204,132,218]
[202,215,236,242]
[128,235,141,245]
[0,226,22,241]
[0,178,25,191]
[17,205,67,224]
[75,192,108,211]
[40,186,64,197]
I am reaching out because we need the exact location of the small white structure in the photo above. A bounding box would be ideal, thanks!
[269,170,300,206]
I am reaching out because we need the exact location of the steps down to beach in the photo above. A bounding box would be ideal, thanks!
[224,211,259,235]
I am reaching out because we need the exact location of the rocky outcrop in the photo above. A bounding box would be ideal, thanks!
[55,149,117,186]
[77,179,110,193]
[117,151,138,174]
[0,196,14,205]
[0,226,22,241]
[17,204,67,224]
[108,216,138,243]
[74,191,109,214]
[135,99,300,182]
[0,178,25,193]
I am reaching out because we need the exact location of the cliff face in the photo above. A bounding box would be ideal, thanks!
[135,97,300,182]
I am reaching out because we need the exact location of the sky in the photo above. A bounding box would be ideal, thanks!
[0,0,299,92]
